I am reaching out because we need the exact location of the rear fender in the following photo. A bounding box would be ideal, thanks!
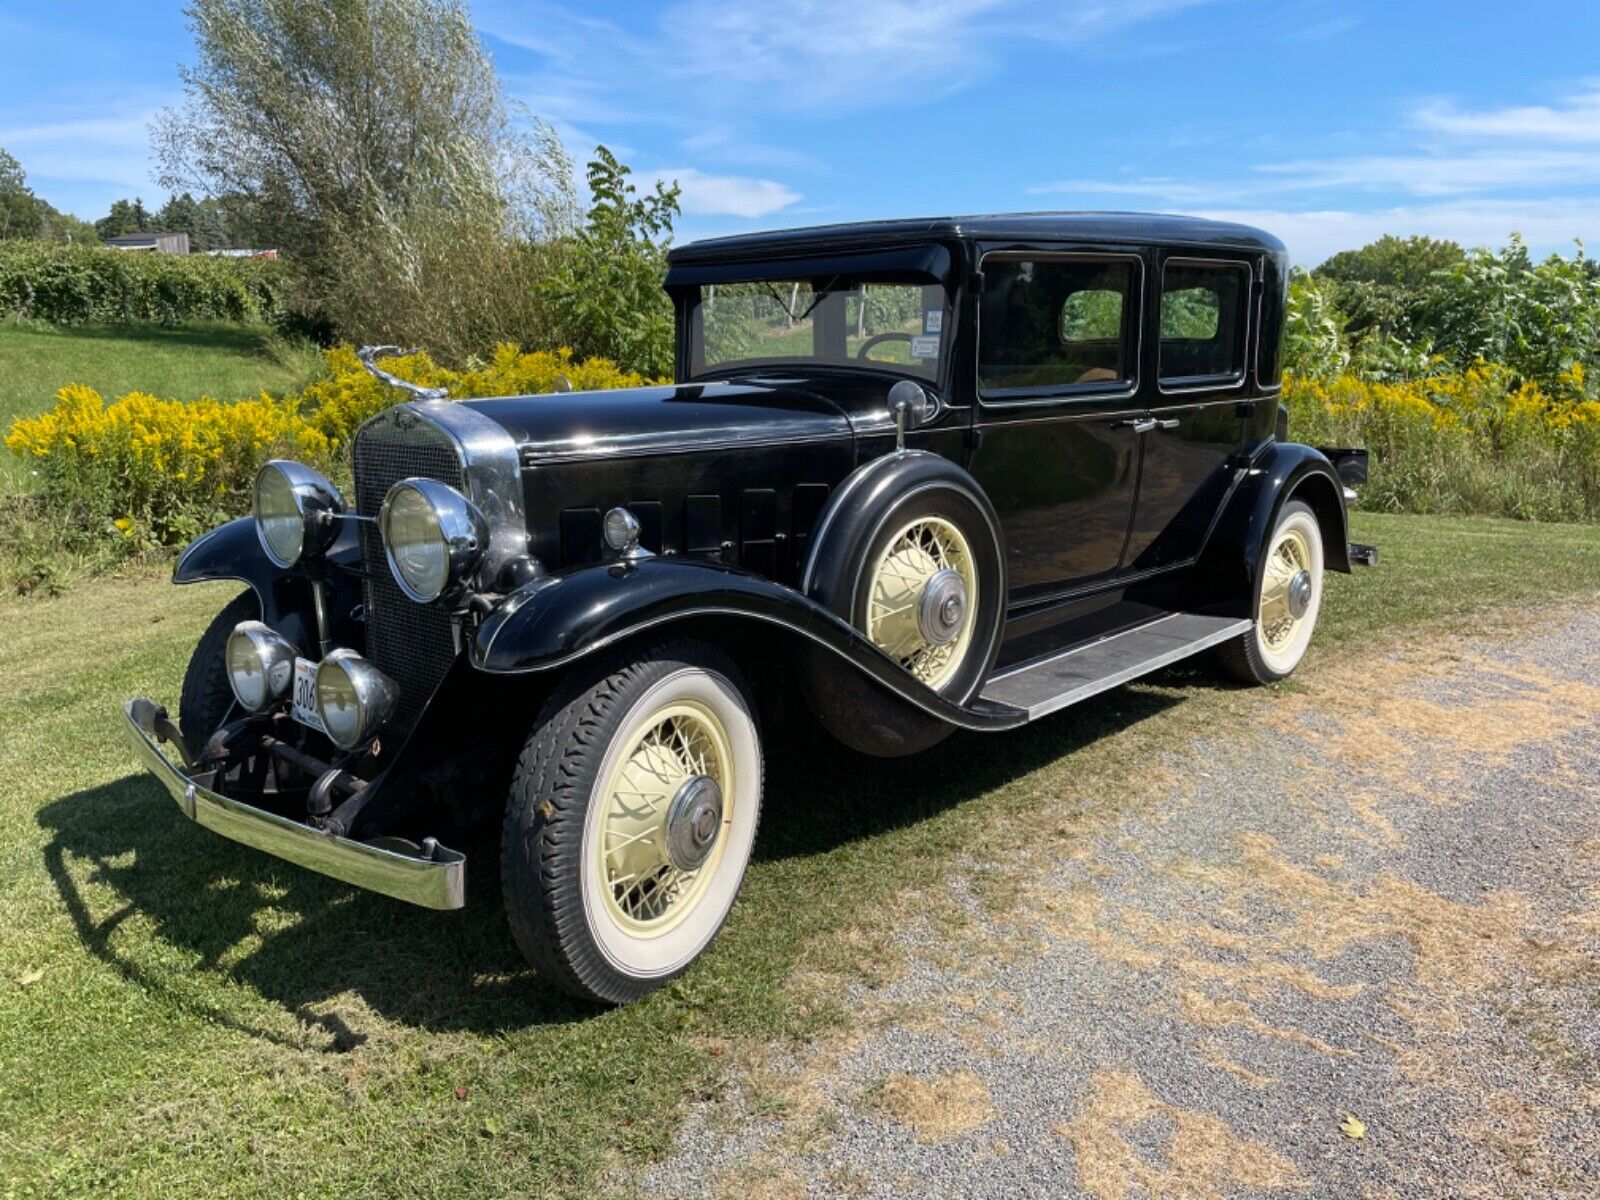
[1192,443,1351,617]
[471,556,1023,733]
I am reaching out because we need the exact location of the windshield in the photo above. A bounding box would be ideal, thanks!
[688,278,949,382]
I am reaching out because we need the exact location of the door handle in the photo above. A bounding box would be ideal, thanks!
[1114,417,1158,433]
[1156,418,1181,430]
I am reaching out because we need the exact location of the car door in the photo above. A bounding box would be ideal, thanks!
[1122,254,1256,570]
[967,250,1145,604]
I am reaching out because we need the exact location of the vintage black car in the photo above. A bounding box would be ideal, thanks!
[124,213,1374,1003]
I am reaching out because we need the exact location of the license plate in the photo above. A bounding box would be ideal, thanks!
[291,657,325,733]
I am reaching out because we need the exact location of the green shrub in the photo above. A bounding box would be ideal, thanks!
[0,241,290,326]
[4,344,655,580]
[1285,365,1600,522]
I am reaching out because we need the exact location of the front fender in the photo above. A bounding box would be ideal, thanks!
[174,516,361,638]
[471,556,1024,732]
[1193,442,1351,616]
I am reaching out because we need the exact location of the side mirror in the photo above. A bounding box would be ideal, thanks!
[888,380,938,449]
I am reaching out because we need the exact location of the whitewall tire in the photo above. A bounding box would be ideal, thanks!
[501,639,762,1004]
[1218,499,1325,685]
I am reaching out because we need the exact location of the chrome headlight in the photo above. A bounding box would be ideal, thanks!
[253,460,343,568]
[225,621,296,713]
[379,478,488,603]
[314,649,398,750]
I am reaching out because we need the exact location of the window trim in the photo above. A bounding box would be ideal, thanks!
[975,250,1145,408]
[1156,256,1253,396]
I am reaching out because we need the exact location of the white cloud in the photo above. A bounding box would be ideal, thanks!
[482,0,1212,233]
[1028,78,1600,262]
[1253,148,1600,197]
[1028,177,1227,203]
[1193,201,1600,266]
[1413,84,1600,143]
[483,0,1211,118]
[0,110,157,188]
[1037,147,1600,204]
[653,168,801,218]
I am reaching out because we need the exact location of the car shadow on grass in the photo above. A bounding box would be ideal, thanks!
[36,673,1205,1040]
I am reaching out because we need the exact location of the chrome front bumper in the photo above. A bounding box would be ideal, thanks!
[121,699,466,910]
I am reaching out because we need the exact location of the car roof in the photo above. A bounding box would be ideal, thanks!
[668,211,1286,263]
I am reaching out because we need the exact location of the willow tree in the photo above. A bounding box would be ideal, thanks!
[155,0,577,358]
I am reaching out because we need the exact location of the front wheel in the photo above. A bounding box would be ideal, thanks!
[1217,498,1325,684]
[500,639,763,1004]
[178,589,259,760]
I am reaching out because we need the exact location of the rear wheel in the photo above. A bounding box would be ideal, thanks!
[859,512,982,693]
[1218,499,1324,684]
[178,590,258,760]
[501,639,763,1004]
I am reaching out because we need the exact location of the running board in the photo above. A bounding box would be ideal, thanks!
[981,613,1251,721]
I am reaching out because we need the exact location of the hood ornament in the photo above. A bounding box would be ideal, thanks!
[357,345,450,402]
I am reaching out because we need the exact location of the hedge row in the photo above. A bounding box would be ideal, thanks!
[1285,365,1600,522]
[8,345,1598,568]
[4,344,653,548]
[0,240,290,326]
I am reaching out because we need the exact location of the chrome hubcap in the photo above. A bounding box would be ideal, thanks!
[664,775,723,872]
[918,567,968,647]
[1286,569,1313,619]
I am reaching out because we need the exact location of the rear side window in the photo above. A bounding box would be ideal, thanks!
[979,257,1136,396]
[1159,261,1249,385]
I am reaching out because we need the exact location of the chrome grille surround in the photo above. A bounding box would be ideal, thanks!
[351,402,525,735]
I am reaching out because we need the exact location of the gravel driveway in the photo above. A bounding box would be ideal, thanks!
[635,608,1600,1199]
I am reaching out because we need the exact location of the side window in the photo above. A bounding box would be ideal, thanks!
[1159,261,1249,385]
[979,258,1135,396]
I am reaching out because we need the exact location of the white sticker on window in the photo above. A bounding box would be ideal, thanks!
[924,310,943,334]
[911,335,940,359]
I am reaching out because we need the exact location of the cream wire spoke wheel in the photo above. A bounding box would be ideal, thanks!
[503,643,763,1004]
[1251,501,1323,678]
[865,516,978,690]
[595,701,732,935]
[1259,527,1312,651]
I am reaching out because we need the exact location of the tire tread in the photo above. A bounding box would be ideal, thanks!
[177,590,258,759]
[500,638,760,1005]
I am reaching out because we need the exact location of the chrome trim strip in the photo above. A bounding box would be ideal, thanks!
[520,428,855,466]
[122,699,466,910]
[975,249,1146,409]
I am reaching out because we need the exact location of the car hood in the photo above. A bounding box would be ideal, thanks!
[462,379,855,464]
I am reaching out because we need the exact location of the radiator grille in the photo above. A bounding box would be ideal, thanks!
[351,414,464,735]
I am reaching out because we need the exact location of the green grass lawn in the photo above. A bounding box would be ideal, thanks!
[0,322,325,491]
[2,512,1597,1198]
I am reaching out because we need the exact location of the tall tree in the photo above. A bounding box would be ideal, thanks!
[155,191,233,250]
[154,0,575,354]
[0,147,41,239]
[0,147,100,242]
[95,198,155,239]
[1315,235,1466,350]
[1317,235,1465,289]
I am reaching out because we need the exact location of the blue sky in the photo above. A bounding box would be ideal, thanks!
[3,0,1599,263]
